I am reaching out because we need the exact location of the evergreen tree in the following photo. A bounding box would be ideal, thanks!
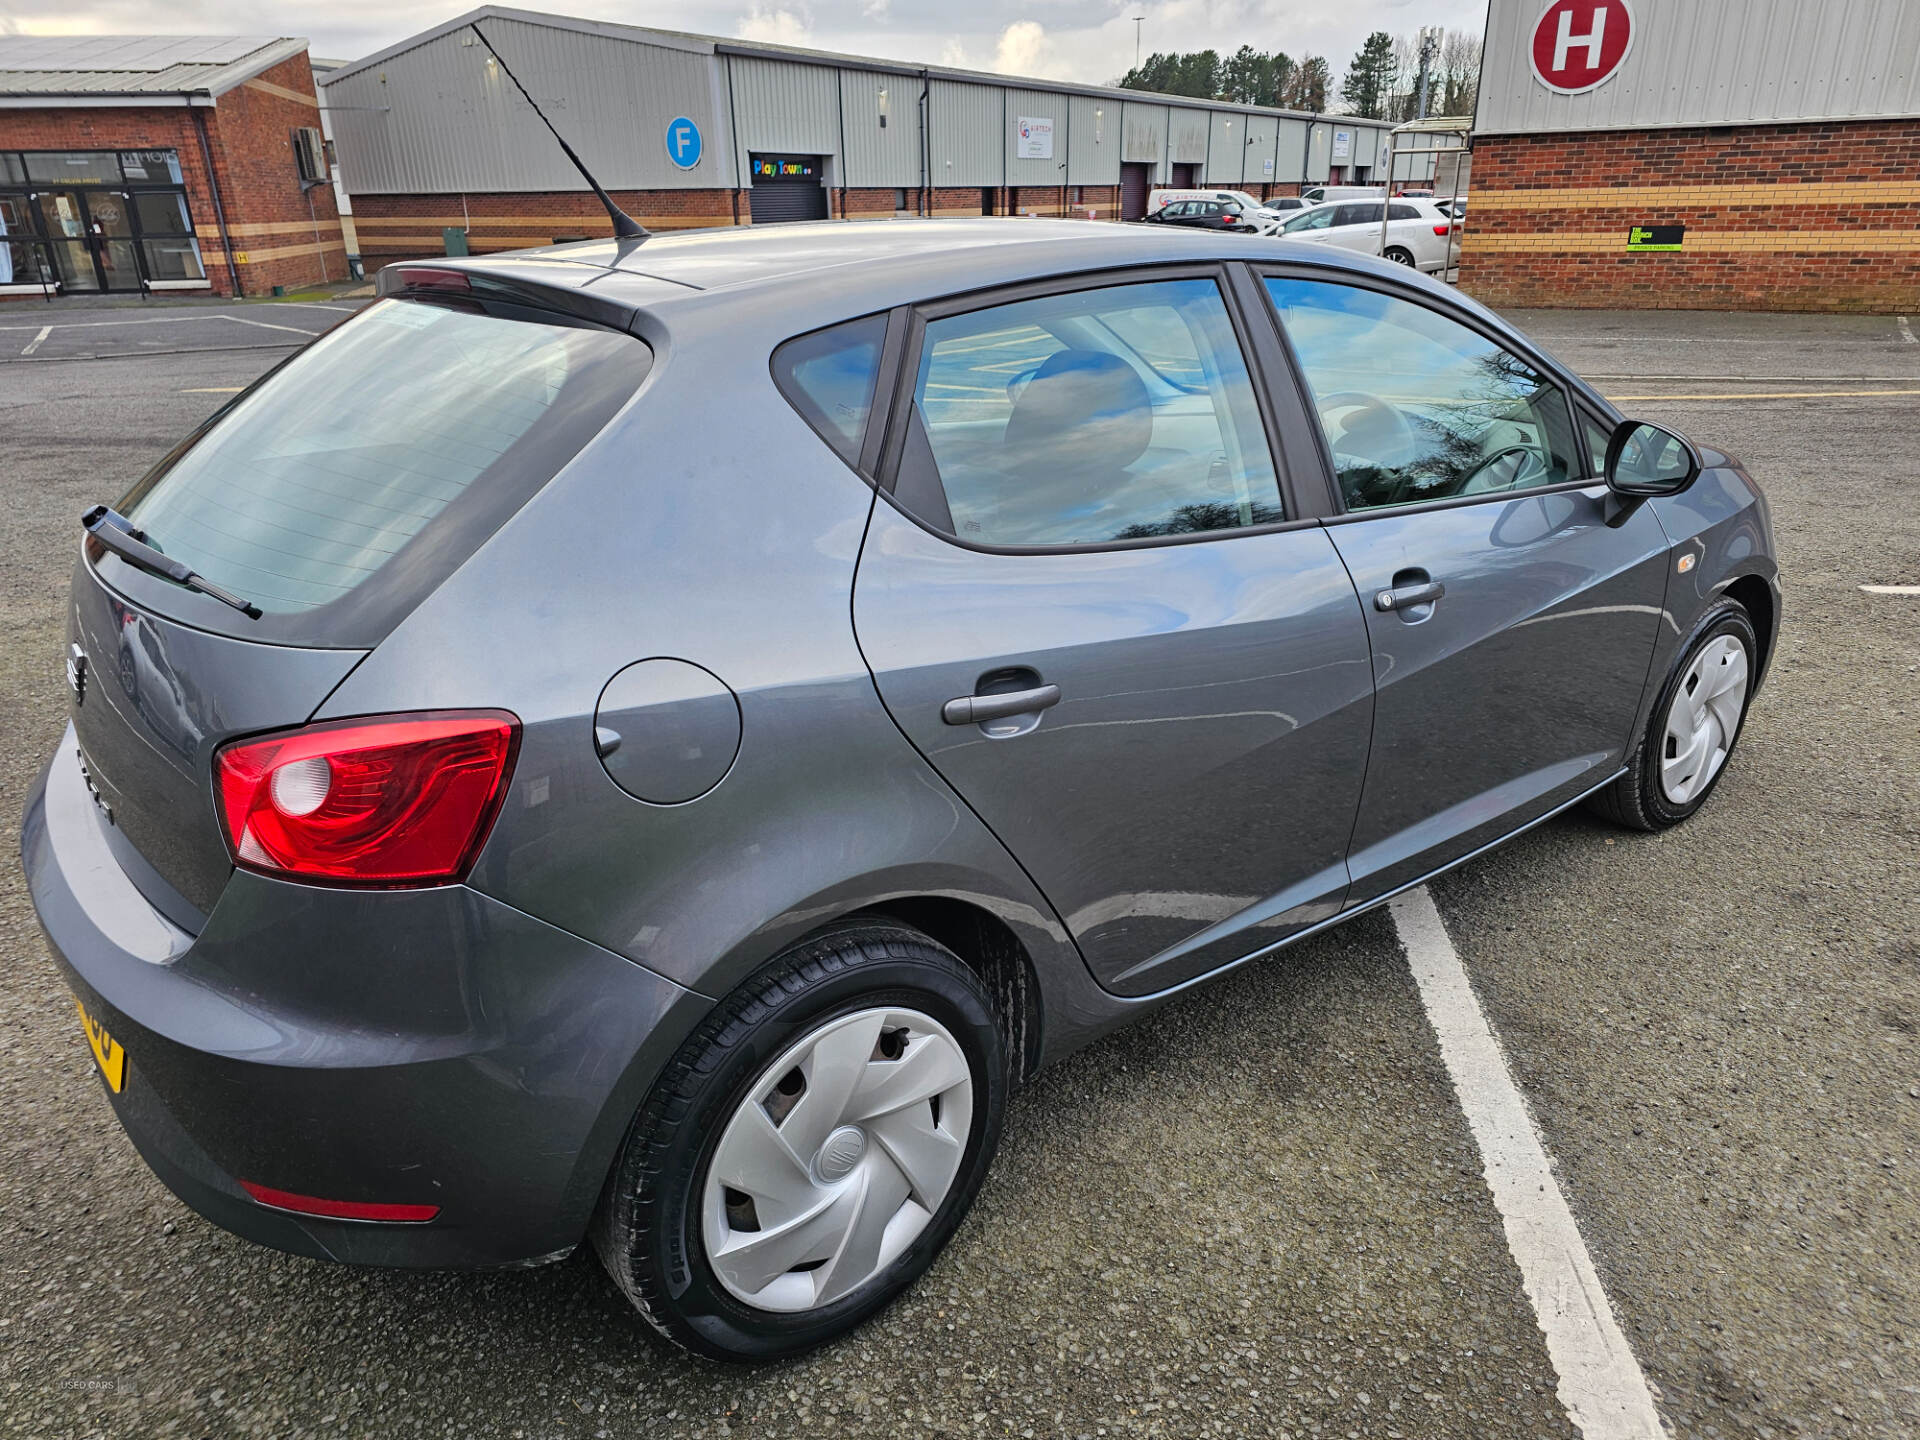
[1340,31,1397,119]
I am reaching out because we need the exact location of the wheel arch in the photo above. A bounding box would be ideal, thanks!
[1721,571,1777,689]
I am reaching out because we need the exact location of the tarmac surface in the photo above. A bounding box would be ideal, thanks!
[0,300,1913,1438]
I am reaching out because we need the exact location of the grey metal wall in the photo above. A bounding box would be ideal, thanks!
[1477,0,1920,135]
[1120,100,1167,171]
[324,15,730,193]
[323,13,1396,200]
[930,79,1003,187]
[1304,120,1332,182]
[728,55,839,183]
[1068,94,1120,185]
[839,68,919,188]
[1242,115,1279,187]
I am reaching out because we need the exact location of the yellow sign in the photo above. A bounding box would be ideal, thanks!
[76,998,126,1093]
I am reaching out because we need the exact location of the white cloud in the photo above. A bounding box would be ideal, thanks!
[939,39,972,68]
[993,20,1052,78]
[861,0,890,19]
[735,4,811,46]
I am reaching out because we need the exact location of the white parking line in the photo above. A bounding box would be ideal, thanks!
[1392,886,1665,1440]
[1898,316,1916,345]
[223,316,323,337]
[20,325,51,356]
[1860,583,1920,596]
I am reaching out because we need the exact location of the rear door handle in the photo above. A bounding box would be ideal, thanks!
[1374,580,1446,612]
[942,685,1061,726]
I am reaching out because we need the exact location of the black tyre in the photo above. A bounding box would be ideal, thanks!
[1590,598,1759,831]
[590,920,1008,1361]
[1384,246,1417,266]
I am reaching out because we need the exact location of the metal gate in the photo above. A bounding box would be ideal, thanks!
[1119,163,1151,220]
[748,154,828,224]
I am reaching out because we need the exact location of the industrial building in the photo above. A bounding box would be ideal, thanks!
[318,6,1406,266]
[0,34,346,299]
[1462,0,1920,312]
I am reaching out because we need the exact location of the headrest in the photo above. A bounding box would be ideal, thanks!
[1002,349,1152,479]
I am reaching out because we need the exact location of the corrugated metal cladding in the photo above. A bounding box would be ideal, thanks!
[1305,121,1332,182]
[325,16,726,193]
[729,55,838,180]
[931,79,1003,187]
[321,9,1396,197]
[1120,102,1168,165]
[1477,0,1920,135]
[839,69,918,187]
[1168,109,1209,164]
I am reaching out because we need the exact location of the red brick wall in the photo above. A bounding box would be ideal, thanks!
[1459,118,1920,313]
[350,189,748,263]
[0,50,343,299]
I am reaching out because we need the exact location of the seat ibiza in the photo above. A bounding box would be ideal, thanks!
[23,220,1778,1361]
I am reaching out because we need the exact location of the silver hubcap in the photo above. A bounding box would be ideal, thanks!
[701,1007,974,1313]
[1661,633,1749,804]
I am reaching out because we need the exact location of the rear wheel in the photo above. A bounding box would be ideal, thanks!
[1384,246,1416,266]
[591,921,1008,1360]
[1590,599,1757,831]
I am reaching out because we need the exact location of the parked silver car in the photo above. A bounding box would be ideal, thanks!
[24,219,1778,1362]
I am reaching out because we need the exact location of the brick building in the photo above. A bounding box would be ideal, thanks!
[318,6,1395,269]
[1461,0,1920,313]
[0,35,345,300]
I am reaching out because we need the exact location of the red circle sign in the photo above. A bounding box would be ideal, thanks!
[1531,0,1634,94]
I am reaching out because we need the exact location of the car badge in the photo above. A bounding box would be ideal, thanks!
[66,643,87,705]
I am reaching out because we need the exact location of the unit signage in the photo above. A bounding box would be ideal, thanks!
[1015,116,1054,160]
[751,156,817,179]
[1530,0,1634,95]
[665,116,703,170]
[1331,129,1352,162]
[1625,223,1684,251]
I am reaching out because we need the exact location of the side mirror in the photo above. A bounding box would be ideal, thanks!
[1605,419,1701,497]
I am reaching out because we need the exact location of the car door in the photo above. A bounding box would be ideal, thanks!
[1259,270,1671,900]
[1327,203,1385,255]
[854,268,1375,996]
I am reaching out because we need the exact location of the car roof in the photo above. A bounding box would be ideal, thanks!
[455,218,1399,300]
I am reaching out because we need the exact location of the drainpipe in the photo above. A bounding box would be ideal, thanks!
[190,102,244,297]
[917,69,931,215]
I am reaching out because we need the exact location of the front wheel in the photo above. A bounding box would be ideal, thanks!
[590,921,1008,1360]
[1590,599,1758,830]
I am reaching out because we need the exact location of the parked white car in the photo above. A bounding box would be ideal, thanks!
[1146,188,1294,234]
[1278,198,1455,272]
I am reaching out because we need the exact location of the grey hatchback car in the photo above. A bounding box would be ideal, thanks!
[24,220,1778,1361]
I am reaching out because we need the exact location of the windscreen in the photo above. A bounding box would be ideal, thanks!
[111,296,649,644]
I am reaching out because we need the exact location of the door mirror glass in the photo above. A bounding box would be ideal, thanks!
[1605,420,1700,496]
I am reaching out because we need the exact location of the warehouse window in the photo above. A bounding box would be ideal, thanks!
[0,149,202,292]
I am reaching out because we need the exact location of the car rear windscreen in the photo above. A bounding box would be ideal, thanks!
[110,296,649,645]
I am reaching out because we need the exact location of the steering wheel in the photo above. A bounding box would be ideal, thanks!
[1458,443,1553,495]
[1315,391,1419,464]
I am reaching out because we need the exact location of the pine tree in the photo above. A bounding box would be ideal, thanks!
[1340,31,1396,119]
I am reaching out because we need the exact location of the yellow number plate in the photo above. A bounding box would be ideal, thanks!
[75,998,126,1094]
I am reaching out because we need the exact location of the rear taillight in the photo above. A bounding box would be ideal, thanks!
[215,711,519,887]
[1433,224,1451,235]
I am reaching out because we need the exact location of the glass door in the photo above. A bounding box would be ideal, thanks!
[36,189,100,291]
[83,189,142,291]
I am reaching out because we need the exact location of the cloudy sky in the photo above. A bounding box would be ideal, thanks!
[0,1,1487,89]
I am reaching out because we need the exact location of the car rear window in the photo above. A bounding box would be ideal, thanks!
[109,297,648,645]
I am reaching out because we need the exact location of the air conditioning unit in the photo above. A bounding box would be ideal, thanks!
[292,127,326,185]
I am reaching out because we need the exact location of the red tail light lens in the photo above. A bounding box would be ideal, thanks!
[215,711,519,886]
[1433,224,1451,235]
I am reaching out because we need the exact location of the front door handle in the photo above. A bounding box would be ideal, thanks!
[942,684,1061,726]
[1374,579,1446,612]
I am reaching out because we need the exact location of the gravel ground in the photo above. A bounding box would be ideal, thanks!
[0,306,1914,1439]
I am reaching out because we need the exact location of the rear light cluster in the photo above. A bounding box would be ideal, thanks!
[215,712,519,887]
[1433,224,1452,236]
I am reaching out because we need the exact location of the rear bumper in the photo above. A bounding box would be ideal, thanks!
[22,728,704,1268]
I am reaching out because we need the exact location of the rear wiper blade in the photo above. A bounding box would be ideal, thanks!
[81,505,262,619]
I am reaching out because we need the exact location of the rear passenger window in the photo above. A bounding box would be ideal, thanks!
[1388,203,1420,221]
[897,278,1281,547]
[772,314,887,467]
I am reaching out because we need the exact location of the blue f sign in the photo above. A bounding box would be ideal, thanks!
[666,117,703,170]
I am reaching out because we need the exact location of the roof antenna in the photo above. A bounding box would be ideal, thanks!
[469,21,648,241]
